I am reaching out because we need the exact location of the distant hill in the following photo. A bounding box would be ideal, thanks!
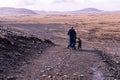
[80,8,102,12]
[1,7,118,15]
[72,8,103,13]
[0,7,37,16]
[34,8,104,14]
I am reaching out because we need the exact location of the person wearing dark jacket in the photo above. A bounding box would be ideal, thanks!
[67,27,76,49]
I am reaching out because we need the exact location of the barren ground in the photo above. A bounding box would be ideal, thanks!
[8,44,109,80]
[0,14,120,80]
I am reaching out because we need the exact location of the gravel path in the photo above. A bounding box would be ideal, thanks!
[7,44,108,80]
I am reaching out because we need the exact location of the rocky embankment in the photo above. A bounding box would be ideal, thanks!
[94,48,120,79]
[0,26,54,79]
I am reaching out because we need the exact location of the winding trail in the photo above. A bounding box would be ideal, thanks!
[8,42,107,80]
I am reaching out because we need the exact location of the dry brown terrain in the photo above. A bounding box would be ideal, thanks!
[0,13,120,80]
[1,14,119,55]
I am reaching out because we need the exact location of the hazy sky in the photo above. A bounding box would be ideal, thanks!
[0,0,120,11]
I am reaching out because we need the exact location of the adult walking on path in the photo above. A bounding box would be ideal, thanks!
[67,27,76,49]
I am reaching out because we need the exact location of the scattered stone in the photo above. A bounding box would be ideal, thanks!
[80,74,84,78]
[63,75,68,78]
[116,61,119,64]
[80,74,84,76]
[103,59,107,62]
[41,70,45,73]
[73,72,79,76]
[48,75,52,78]
[45,66,53,71]
[7,76,17,80]
[56,72,61,76]
[52,75,56,78]
[0,27,54,79]
[46,67,52,71]
[42,74,47,77]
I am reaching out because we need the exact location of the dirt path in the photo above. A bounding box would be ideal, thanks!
[6,43,109,80]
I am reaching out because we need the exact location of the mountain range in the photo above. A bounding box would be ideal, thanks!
[0,7,119,16]
[0,7,37,16]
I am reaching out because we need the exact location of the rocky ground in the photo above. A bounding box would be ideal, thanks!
[0,27,54,80]
[8,45,107,80]
[1,39,118,80]
[0,24,120,80]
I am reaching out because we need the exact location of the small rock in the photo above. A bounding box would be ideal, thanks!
[41,70,45,73]
[73,72,79,76]
[7,77,17,80]
[56,72,60,76]
[116,61,119,64]
[42,74,47,77]
[73,73,77,76]
[46,67,52,71]
[45,66,53,71]
[80,74,84,78]
[48,75,52,78]
[63,75,68,78]
[103,59,107,62]
[53,75,56,78]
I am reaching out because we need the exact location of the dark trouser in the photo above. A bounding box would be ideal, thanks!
[70,42,75,48]
[68,37,76,49]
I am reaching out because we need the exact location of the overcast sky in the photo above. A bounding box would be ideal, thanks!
[0,0,120,11]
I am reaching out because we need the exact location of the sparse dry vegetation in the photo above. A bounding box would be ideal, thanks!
[0,13,120,79]
[1,14,120,43]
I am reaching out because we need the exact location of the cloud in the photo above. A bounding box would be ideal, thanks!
[88,0,105,3]
[0,0,120,11]
[13,0,120,11]
[0,0,16,6]
[54,0,74,3]
[14,0,38,6]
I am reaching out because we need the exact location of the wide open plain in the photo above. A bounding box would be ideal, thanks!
[0,13,120,80]
[1,14,120,54]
